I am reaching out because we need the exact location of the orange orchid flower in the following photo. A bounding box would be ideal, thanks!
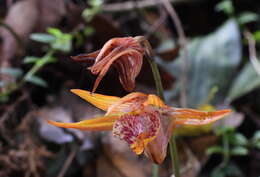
[47,89,231,164]
[71,37,145,92]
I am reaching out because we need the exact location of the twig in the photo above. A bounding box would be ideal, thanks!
[57,144,78,177]
[102,0,200,12]
[0,92,28,125]
[0,92,28,145]
[0,21,23,47]
[244,31,260,76]
[160,0,188,108]
[145,9,167,39]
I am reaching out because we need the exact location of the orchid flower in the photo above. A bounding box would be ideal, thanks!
[47,89,231,164]
[71,37,145,92]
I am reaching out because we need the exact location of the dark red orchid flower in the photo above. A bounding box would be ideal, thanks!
[72,37,145,92]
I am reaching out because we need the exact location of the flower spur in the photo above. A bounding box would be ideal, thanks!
[47,89,231,164]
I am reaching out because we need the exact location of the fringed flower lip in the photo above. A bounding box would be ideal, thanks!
[71,37,145,93]
[47,89,231,164]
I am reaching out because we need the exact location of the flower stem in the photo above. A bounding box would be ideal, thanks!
[146,54,180,177]
[146,57,164,100]
[169,135,181,177]
[152,164,159,177]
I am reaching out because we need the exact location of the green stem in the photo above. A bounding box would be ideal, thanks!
[152,164,159,177]
[169,135,181,177]
[146,57,164,100]
[146,55,180,177]
[0,49,55,100]
[222,134,230,166]
[23,49,54,82]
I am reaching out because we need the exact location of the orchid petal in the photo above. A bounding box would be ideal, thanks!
[90,48,142,92]
[47,115,120,131]
[144,94,167,108]
[106,92,147,115]
[144,124,168,164]
[115,52,143,91]
[170,108,231,125]
[71,89,120,111]
[71,50,100,63]
[113,111,161,155]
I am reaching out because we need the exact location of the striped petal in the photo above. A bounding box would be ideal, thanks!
[106,92,147,115]
[169,108,231,125]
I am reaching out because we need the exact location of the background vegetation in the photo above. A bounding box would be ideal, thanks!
[0,0,259,177]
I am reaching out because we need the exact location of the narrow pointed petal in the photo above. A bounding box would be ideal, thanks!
[71,50,100,63]
[106,92,147,115]
[170,108,231,125]
[47,115,119,131]
[71,89,120,111]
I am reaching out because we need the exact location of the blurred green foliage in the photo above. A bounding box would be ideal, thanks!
[207,127,260,177]
[82,0,103,22]
[0,28,72,102]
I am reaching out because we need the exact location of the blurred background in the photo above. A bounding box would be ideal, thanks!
[0,0,260,177]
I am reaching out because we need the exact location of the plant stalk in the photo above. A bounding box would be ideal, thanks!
[146,57,164,100]
[152,164,159,177]
[169,135,181,177]
[146,53,180,177]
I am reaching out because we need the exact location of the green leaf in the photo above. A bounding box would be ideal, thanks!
[211,166,225,177]
[25,75,48,87]
[206,146,224,155]
[83,27,94,36]
[231,146,248,156]
[253,30,260,42]
[82,7,100,22]
[252,131,260,149]
[255,142,260,149]
[211,163,244,177]
[47,28,62,37]
[215,126,234,136]
[30,33,55,43]
[89,0,103,7]
[215,0,234,15]
[227,61,260,101]
[0,67,23,78]
[237,12,259,25]
[51,35,72,52]
[230,133,248,146]
[82,0,102,22]
[23,56,41,64]
[160,20,241,107]
[252,130,260,140]
[225,163,244,176]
